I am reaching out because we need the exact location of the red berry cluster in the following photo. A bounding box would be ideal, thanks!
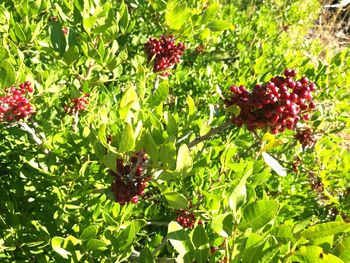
[0,81,34,123]
[295,128,316,147]
[145,35,185,74]
[64,94,89,115]
[110,151,150,205]
[176,210,196,229]
[224,69,316,134]
[292,156,301,173]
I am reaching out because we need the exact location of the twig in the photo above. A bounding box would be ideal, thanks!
[152,236,168,256]
[152,75,160,94]
[188,120,232,149]
[72,111,79,132]
[146,221,169,226]
[19,122,43,145]
[18,122,49,153]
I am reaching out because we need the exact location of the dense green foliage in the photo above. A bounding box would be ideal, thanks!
[1,0,350,262]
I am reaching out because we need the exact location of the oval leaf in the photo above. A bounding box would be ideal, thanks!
[0,61,15,87]
[239,200,279,231]
[302,221,350,239]
[207,20,232,31]
[80,225,98,240]
[262,152,287,177]
[210,213,234,237]
[164,192,189,209]
[119,123,135,152]
[51,237,70,259]
[176,144,193,173]
[167,221,195,257]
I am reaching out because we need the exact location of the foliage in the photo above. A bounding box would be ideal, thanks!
[0,0,350,262]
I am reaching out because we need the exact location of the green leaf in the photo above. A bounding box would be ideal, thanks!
[191,225,209,263]
[241,234,267,263]
[51,237,70,259]
[167,221,195,258]
[260,137,288,152]
[49,21,66,56]
[83,16,97,33]
[301,221,350,239]
[97,124,108,148]
[334,236,350,261]
[14,23,26,42]
[239,200,279,231]
[160,136,177,169]
[207,20,232,31]
[210,213,234,237]
[0,61,15,87]
[148,80,169,107]
[119,86,139,120]
[119,2,130,33]
[64,46,80,66]
[187,96,197,118]
[143,133,158,163]
[85,239,107,251]
[80,225,98,240]
[202,3,219,24]
[262,152,287,177]
[226,104,241,117]
[119,123,135,152]
[138,247,154,263]
[164,192,188,209]
[229,162,252,213]
[165,1,191,30]
[191,224,208,249]
[117,220,146,252]
[165,111,177,136]
[259,247,280,263]
[292,246,344,263]
[176,144,193,173]
[103,152,117,171]
[229,178,247,214]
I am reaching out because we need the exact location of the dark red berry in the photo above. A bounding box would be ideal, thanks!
[224,69,316,134]
[145,35,185,74]
[110,151,149,205]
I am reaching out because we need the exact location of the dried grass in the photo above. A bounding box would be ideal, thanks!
[314,0,350,52]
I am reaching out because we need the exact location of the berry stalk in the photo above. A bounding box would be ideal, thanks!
[188,120,232,149]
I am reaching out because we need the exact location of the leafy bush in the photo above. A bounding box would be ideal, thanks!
[1,0,350,262]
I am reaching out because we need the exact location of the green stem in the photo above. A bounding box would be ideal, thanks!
[188,120,232,149]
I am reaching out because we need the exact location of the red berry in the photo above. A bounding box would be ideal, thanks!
[303,114,310,121]
[300,77,309,85]
[210,246,219,254]
[131,196,139,204]
[284,68,292,77]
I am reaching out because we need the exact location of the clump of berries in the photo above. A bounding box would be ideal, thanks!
[295,128,316,148]
[292,156,301,173]
[0,81,34,123]
[64,94,89,115]
[176,210,197,229]
[145,35,185,74]
[110,151,150,205]
[224,69,316,134]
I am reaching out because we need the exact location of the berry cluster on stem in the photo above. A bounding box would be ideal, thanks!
[0,81,34,123]
[110,151,150,205]
[224,69,316,134]
[295,128,316,148]
[64,94,89,115]
[145,35,185,75]
[176,209,197,229]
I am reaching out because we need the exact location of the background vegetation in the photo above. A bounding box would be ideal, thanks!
[0,0,349,262]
